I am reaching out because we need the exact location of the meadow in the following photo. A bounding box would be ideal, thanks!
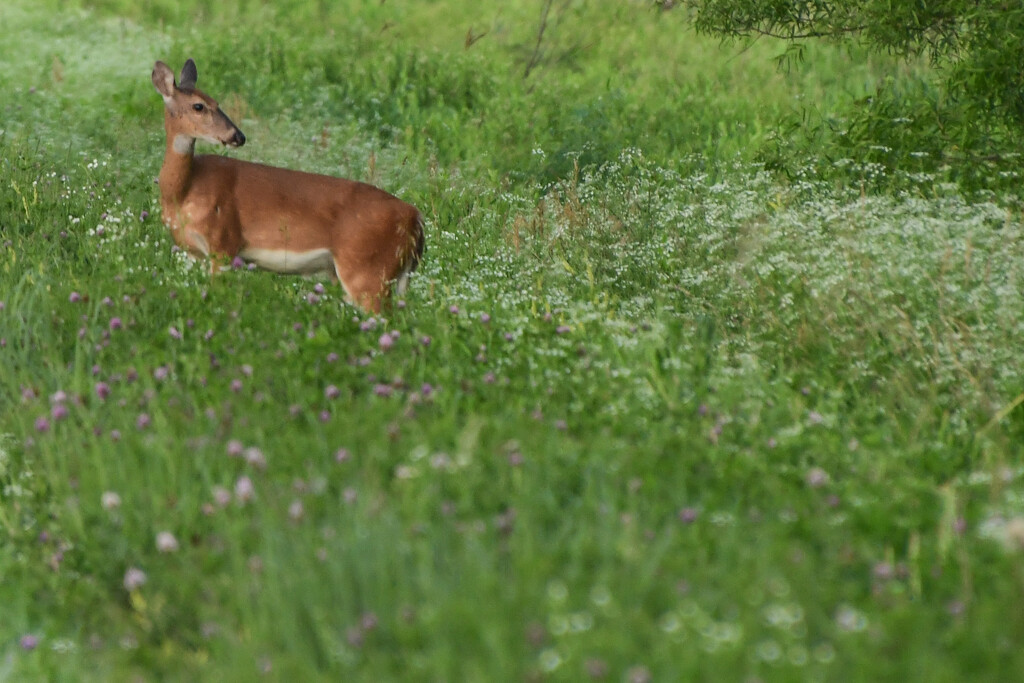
[2,0,1024,680]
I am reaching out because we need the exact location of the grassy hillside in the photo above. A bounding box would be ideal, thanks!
[2,1,1023,680]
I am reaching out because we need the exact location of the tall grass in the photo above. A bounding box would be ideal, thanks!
[2,0,1024,680]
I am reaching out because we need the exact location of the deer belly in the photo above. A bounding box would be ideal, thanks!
[238,247,335,276]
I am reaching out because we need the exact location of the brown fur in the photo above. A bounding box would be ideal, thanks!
[152,59,424,312]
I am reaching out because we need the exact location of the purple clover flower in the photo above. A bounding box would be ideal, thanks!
[873,562,895,581]
[123,567,147,590]
[212,486,231,507]
[585,659,608,679]
[626,666,652,683]
[805,467,830,488]
[244,447,267,470]
[156,531,179,553]
[678,507,699,524]
[235,476,255,503]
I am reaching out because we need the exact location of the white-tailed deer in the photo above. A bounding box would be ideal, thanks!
[151,58,424,312]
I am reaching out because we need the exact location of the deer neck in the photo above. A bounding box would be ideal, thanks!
[158,118,196,209]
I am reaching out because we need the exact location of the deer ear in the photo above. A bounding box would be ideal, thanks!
[179,59,198,91]
[152,61,176,100]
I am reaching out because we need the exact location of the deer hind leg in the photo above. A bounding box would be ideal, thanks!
[393,213,425,296]
[334,259,388,313]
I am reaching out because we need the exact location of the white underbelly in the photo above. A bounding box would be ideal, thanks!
[239,247,335,276]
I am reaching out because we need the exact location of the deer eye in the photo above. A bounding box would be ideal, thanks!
[192,103,205,112]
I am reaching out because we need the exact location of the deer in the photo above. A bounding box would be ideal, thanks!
[151,58,424,312]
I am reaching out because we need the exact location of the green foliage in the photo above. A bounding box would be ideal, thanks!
[757,75,1024,193]
[951,7,1024,126]
[684,0,964,57]
[680,0,1024,191]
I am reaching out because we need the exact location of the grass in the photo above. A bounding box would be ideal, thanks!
[3,0,1024,680]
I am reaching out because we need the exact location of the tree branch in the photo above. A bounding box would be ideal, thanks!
[524,0,555,80]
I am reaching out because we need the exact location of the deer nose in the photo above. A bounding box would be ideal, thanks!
[232,130,246,147]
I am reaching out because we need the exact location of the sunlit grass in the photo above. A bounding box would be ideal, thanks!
[2,0,1024,680]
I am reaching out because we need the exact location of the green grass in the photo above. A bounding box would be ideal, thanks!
[3,1,1024,680]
